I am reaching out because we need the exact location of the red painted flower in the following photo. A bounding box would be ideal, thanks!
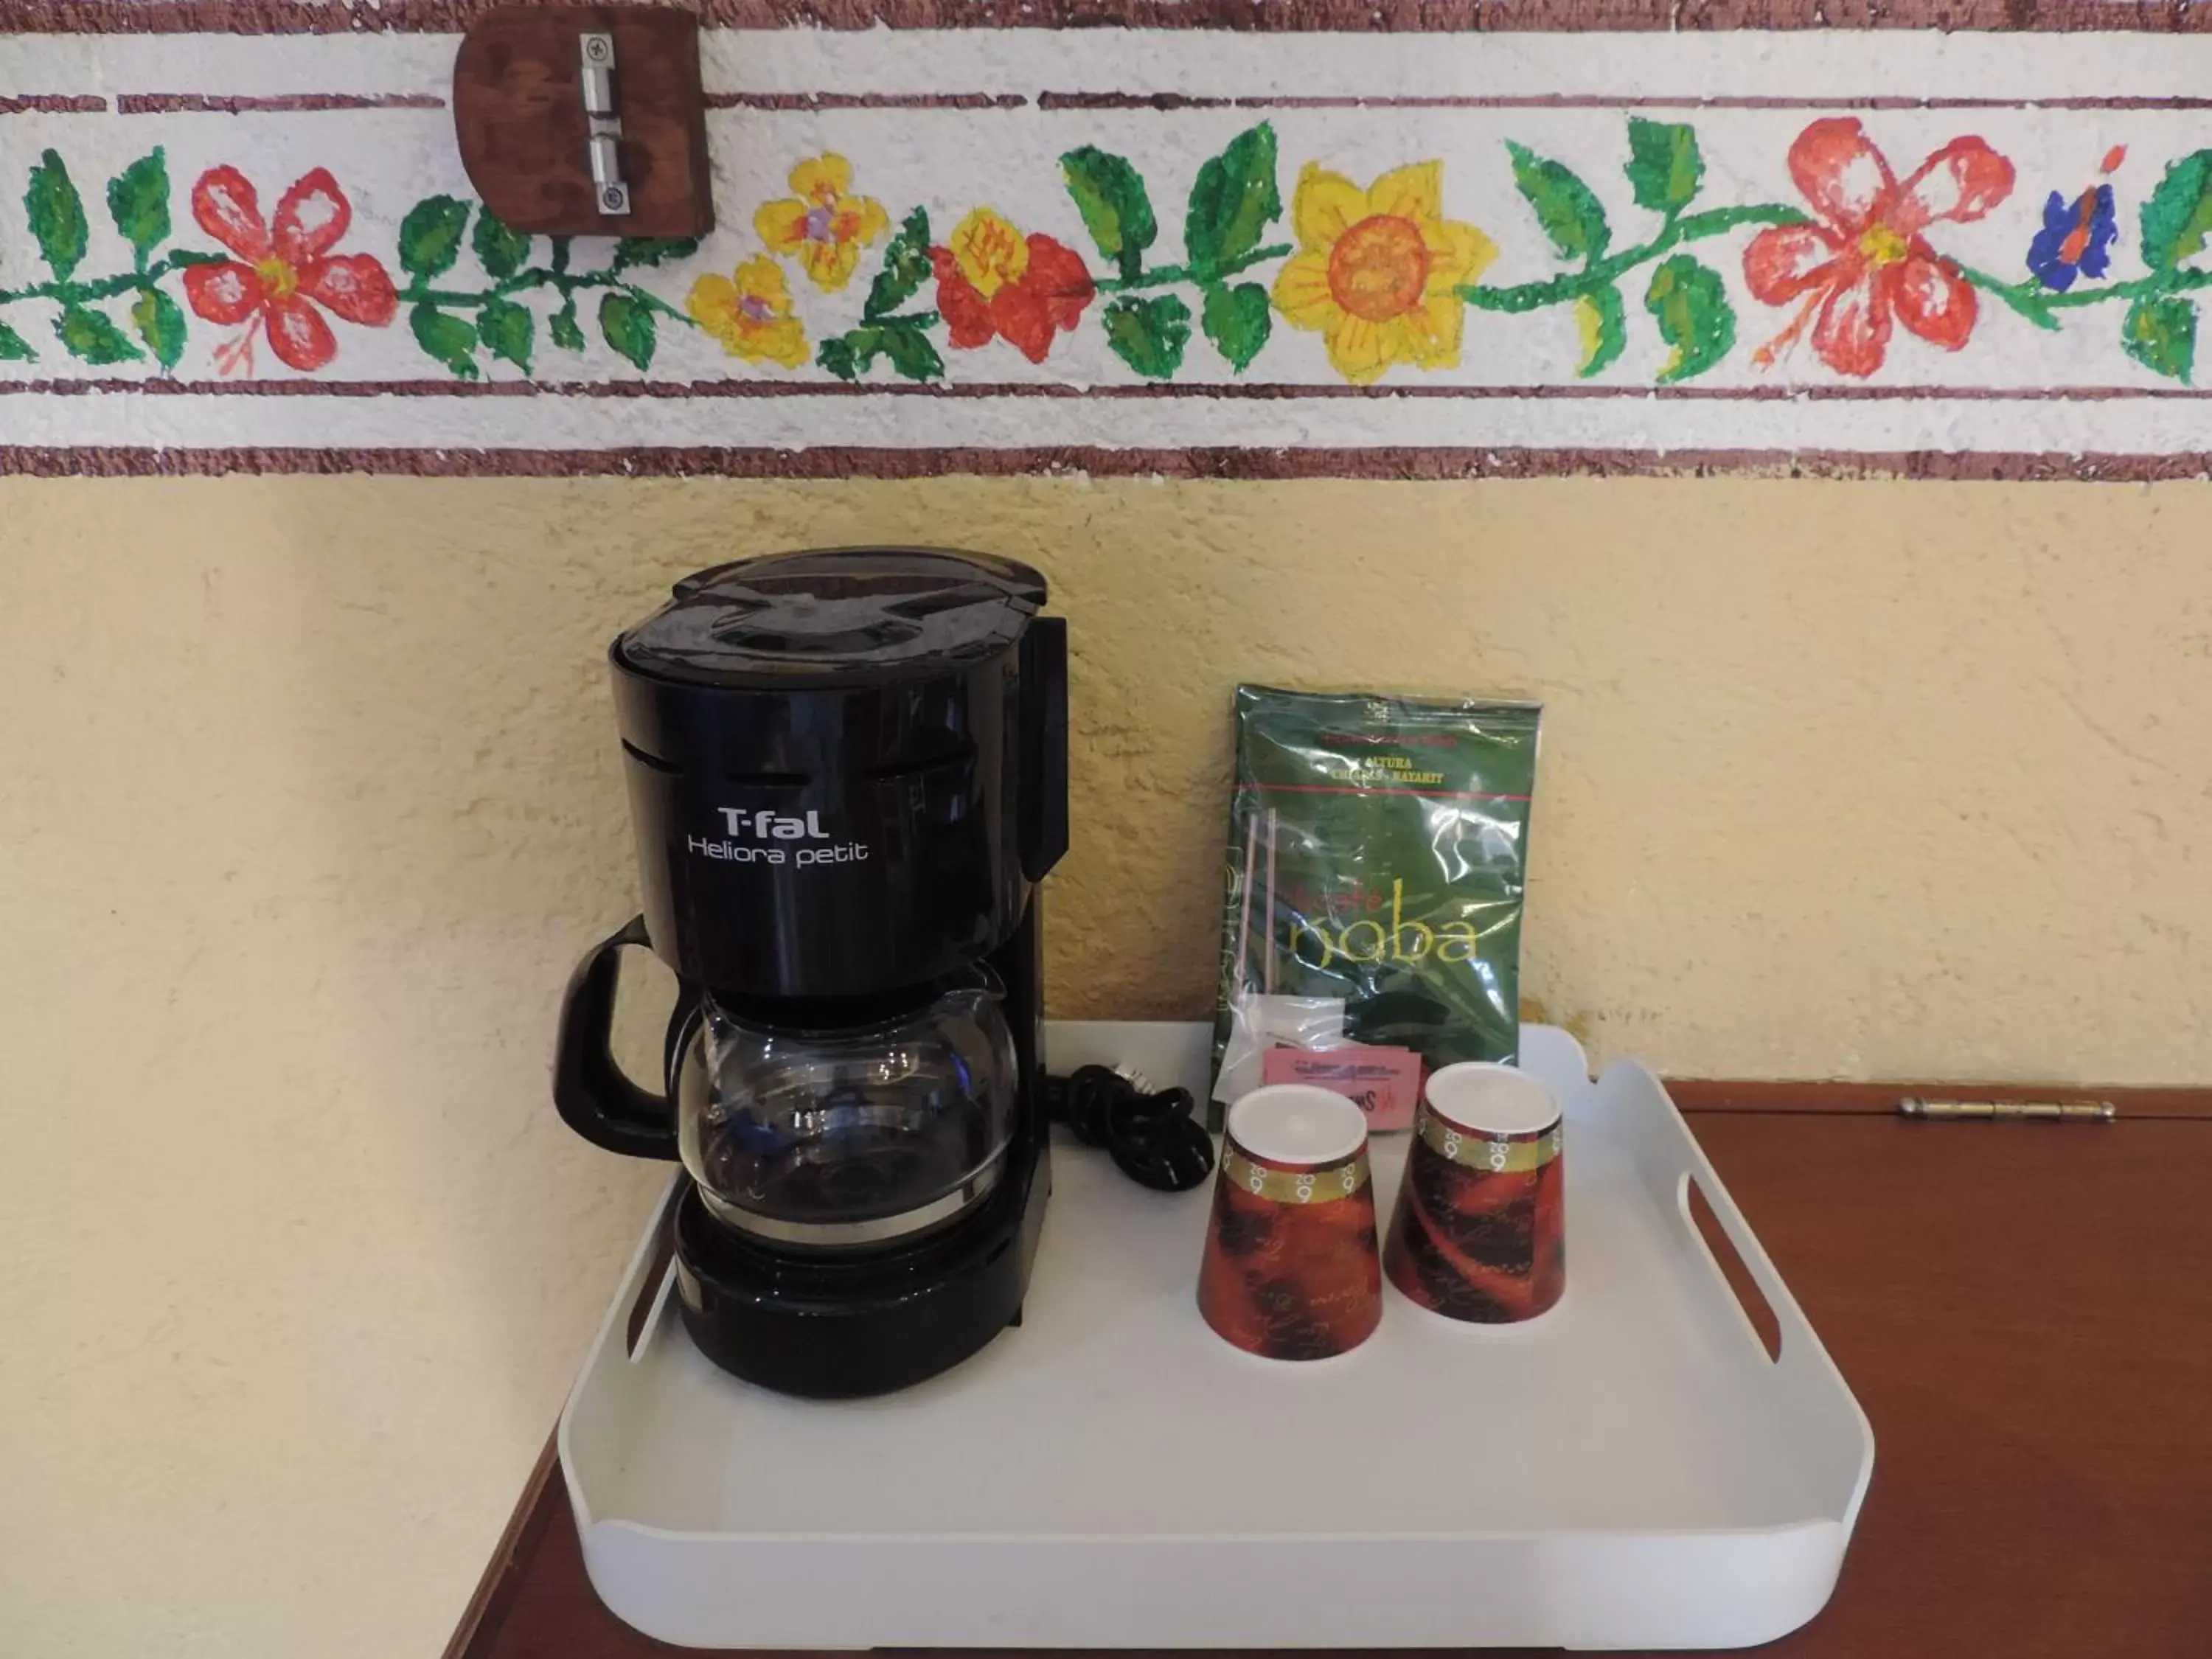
[184,167,398,374]
[928,207,1093,364]
[1743,119,2015,378]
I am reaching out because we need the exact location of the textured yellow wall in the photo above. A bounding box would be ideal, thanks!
[3,473,2208,1657]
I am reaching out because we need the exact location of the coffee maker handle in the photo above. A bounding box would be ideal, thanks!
[1018,614,1069,883]
[553,914,681,1161]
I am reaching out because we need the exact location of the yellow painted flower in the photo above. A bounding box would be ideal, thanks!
[945,207,1030,298]
[1272,160,1498,383]
[754,154,891,292]
[688,254,808,368]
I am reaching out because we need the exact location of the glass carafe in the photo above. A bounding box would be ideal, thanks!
[676,981,1019,1251]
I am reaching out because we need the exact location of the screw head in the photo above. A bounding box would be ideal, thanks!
[600,184,630,214]
[582,33,612,63]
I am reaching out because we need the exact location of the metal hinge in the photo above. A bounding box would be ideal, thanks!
[580,32,630,217]
[1899,1097,2118,1122]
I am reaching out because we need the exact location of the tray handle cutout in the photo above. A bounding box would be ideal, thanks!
[1684,1175,1781,1362]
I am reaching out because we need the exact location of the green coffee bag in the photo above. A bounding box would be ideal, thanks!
[1211,687,1542,1133]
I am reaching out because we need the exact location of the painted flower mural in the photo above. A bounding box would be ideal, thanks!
[689,254,809,366]
[3,119,2210,389]
[183,166,397,373]
[754,154,891,292]
[930,208,1095,364]
[815,125,1289,380]
[2029,184,2118,293]
[1272,161,1497,383]
[2028,149,2126,293]
[1742,119,2015,378]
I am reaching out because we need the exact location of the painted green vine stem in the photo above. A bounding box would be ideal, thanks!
[1461,204,1809,313]
[392,197,700,378]
[1960,260,2212,324]
[1090,241,1295,295]
[402,266,693,316]
[0,148,226,367]
[0,252,224,310]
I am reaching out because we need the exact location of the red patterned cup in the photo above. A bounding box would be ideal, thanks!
[1384,1062,1565,1324]
[1197,1085,1382,1360]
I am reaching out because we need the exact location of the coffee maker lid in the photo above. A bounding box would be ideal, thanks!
[617,547,1046,687]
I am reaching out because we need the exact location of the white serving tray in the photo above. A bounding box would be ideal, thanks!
[558,1024,1874,1651]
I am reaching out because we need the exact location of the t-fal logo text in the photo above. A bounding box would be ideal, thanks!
[687,807,869,868]
[718,807,828,841]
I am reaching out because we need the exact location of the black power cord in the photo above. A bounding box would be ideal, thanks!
[1046,1065,1216,1193]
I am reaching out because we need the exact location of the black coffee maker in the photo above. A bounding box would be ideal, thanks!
[554,547,1067,1397]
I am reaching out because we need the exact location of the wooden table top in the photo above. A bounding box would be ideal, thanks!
[448,1090,2212,1659]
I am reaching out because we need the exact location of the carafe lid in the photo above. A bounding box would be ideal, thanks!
[618,546,1046,688]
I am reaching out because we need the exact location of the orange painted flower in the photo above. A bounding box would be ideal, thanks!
[1272,161,1496,383]
[754,154,891,292]
[928,208,1094,364]
[1743,118,2015,378]
[183,166,397,374]
[688,254,809,368]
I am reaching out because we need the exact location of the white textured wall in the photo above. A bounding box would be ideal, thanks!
[3,473,2209,1657]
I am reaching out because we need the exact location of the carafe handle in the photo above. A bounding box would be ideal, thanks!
[553,914,680,1161]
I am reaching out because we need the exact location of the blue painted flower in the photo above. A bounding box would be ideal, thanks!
[2026,184,2117,292]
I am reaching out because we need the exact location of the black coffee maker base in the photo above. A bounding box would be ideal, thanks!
[672,1135,1051,1398]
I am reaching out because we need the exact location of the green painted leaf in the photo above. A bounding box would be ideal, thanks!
[819,319,942,383]
[478,296,534,371]
[1062,146,1156,281]
[1574,285,1627,378]
[1644,254,1735,383]
[615,236,700,268]
[1200,282,1270,372]
[1624,118,1703,215]
[2123,294,2196,382]
[1506,140,1610,265]
[397,196,471,281]
[818,330,877,381]
[0,319,34,362]
[599,291,656,371]
[167,249,227,268]
[1102,292,1192,379]
[106,149,171,258]
[863,208,934,321]
[409,303,479,379]
[877,321,944,382]
[1184,124,1281,276]
[2140,151,2212,271]
[130,287,187,369]
[26,150,88,279]
[549,300,586,353]
[55,305,140,364]
[472,212,532,280]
